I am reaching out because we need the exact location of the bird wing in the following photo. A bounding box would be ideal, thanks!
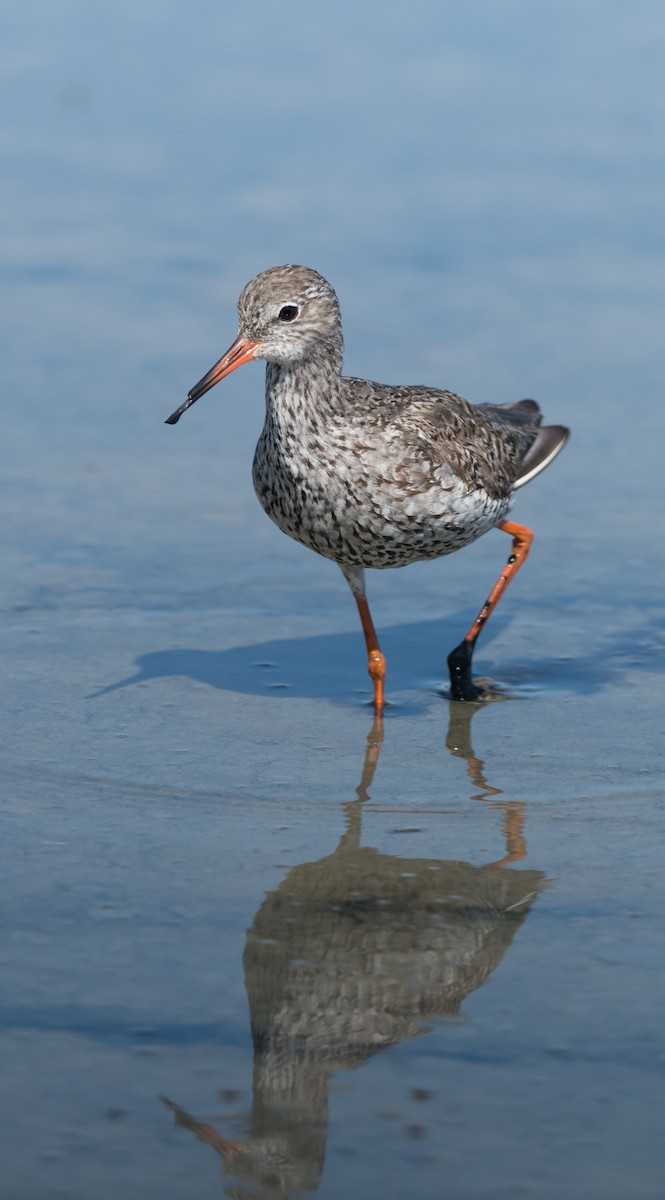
[356,385,536,498]
[343,379,567,499]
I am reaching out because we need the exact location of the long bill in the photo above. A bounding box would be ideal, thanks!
[165,335,260,425]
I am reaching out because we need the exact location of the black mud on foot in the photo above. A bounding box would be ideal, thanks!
[447,639,485,702]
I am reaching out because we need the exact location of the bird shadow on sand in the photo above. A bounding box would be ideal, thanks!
[89,612,656,708]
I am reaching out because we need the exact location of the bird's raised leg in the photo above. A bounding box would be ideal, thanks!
[448,520,533,702]
[340,565,387,712]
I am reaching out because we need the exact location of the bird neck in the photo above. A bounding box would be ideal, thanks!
[264,349,344,429]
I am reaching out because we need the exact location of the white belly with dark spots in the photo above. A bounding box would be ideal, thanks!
[252,427,511,569]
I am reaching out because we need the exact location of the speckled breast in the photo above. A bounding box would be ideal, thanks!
[252,425,512,570]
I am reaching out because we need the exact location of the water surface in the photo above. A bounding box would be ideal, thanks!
[2,2,664,1197]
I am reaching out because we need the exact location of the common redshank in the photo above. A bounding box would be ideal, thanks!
[166,265,569,708]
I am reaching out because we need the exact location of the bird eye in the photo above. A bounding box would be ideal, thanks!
[278,304,299,322]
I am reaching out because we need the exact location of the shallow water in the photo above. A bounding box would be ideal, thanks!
[2,2,665,1197]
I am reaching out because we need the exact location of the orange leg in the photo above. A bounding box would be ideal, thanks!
[448,519,533,701]
[355,594,387,712]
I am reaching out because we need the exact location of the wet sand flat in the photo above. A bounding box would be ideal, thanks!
[2,2,665,1197]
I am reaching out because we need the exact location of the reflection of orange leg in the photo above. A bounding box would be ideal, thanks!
[355,595,387,713]
[448,520,533,701]
[161,1097,246,1164]
[466,755,503,799]
[356,715,385,800]
[491,802,527,868]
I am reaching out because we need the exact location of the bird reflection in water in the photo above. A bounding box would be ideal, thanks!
[162,703,545,1197]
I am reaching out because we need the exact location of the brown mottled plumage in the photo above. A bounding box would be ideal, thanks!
[166,265,569,705]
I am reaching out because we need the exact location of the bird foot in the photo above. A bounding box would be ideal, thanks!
[367,649,386,713]
[447,640,485,702]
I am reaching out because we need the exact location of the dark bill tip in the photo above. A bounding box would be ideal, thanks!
[164,335,260,427]
[164,397,195,425]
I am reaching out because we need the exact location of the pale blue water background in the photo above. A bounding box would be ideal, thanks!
[2,2,664,1197]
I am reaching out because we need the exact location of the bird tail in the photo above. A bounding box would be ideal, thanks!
[513,424,570,489]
